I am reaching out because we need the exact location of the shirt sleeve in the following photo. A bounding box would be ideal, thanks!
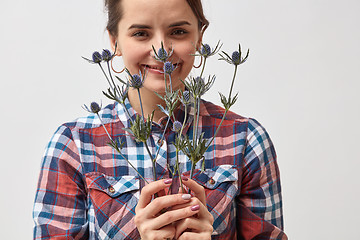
[33,125,89,239]
[236,118,287,240]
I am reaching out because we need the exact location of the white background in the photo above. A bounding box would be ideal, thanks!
[1,0,359,239]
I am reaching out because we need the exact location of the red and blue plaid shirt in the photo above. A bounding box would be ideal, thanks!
[33,99,287,239]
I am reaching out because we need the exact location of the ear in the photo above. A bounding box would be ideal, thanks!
[108,30,122,56]
[196,31,204,50]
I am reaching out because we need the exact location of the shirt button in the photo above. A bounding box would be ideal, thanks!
[209,178,215,185]
[157,139,164,147]
[108,186,115,193]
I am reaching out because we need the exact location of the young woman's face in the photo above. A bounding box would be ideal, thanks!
[112,0,202,94]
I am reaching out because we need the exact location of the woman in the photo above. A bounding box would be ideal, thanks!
[33,0,287,239]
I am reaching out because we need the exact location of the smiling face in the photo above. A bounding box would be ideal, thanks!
[109,0,203,95]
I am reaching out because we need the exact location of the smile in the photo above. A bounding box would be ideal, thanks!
[141,63,180,73]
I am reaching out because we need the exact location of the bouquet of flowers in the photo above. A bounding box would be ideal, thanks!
[82,41,249,192]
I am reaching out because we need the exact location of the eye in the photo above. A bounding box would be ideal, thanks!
[171,29,188,36]
[132,31,149,38]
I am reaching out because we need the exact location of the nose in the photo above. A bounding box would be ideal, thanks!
[151,34,172,56]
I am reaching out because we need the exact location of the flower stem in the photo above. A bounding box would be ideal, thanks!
[228,65,238,102]
[106,62,120,96]
[153,117,170,162]
[144,141,157,181]
[200,58,207,79]
[98,63,115,93]
[136,89,145,121]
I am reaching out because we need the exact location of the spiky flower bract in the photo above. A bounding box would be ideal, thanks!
[219,44,249,66]
[126,69,145,89]
[152,42,173,62]
[82,101,102,114]
[183,75,215,97]
[193,41,222,58]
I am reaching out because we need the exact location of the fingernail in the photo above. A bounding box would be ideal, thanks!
[164,179,172,184]
[191,204,200,211]
[182,194,191,200]
[182,176,189,181]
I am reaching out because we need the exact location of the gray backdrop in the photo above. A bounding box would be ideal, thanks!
[1,0,359,239]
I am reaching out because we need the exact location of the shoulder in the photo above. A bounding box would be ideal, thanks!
[199,99,274,145]
[60,102,118,132]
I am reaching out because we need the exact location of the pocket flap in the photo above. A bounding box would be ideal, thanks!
[86,172,140,198]
[192,164,238,189]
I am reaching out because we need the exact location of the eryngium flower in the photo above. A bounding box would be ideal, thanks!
[163,61,175,74]
[183,90,190,102]
[201,44,211,56]
[194,41,222,58]
[102,49,113,62]
[183,75,215,97]
[219,43,249,66]
[92,51,102,63]
[126,69,145,89]
[82,101,102,114]
[130,74,143,88]
[152,42,174,62]
[172,120,183,132]
[90,102,101,113]
[232,51,241,65]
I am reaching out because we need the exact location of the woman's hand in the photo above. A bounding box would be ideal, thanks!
[173,177,214,240]
[134,179,201,240]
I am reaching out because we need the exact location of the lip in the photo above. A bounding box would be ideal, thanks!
[141,63,180,75]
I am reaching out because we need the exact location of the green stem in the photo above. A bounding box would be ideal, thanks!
[188,160,196,194]
[176,149,185,193]
[106,62,120,96]
[137,89,145,121]
[228,65,238,102]
[144,142,157,181]
[199,58,207,79]
[153,117,171,162]
[98,63,115,94]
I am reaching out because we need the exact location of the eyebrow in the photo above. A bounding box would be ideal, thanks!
[128,24,151,30]
[168,21,191,28]
[128,21,191,30]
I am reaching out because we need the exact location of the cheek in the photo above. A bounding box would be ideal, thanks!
[175,43,196,65]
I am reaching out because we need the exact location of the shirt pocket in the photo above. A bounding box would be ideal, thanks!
[189,164,239,237]
[85,172,140,238]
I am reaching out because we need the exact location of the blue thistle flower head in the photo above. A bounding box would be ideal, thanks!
[129,73,144,89]
[201,44,211,56]
[158,48,168,60]
[194,76,205,86]
[172,121,183,133]
[152,42,173,62]
[92,51,102,63]
[163,61,174,74]
[101,49,112,62]
[183,90,190,102]
[90,102,101,114]
[232,51,241,65]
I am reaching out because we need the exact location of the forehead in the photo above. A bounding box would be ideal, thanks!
[120,0,197,25]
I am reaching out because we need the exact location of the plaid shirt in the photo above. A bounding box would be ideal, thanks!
[33,99,287,240]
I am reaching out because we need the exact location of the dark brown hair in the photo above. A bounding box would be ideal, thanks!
[104,0,209,37]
